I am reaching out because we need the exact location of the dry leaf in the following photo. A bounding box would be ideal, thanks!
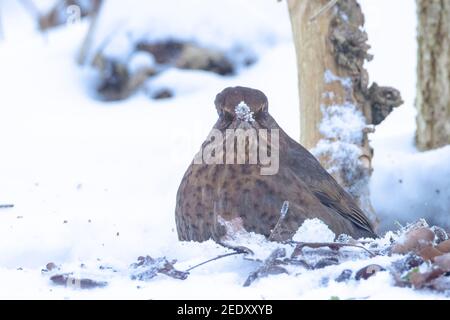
[50,274,108,289]
[355,264,385,280]
[392,227,435,254]
[418,246,442,261]
[434,254,450,271]
[408,268,445,289]
[436,240,450,254]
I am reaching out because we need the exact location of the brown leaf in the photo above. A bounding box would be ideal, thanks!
[392,228,435,254]
[50,274,108,289]
[418,246,443,261]
[436,240,450,254]
[434,253,450,272]
[355,264,385,280]
[409,268,445,289]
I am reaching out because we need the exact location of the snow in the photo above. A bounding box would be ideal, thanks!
[235,101,255,123]
[91,0,291,59]
[360,0,450,232]
[0,0,449,299]
[324,70,352,89]
[293,219,336,243]
[318,103,365,144]
[312,102,367,203]
[128,52,155,74]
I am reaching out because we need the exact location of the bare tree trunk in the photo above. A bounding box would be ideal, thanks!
[287,0,402,227]
[416,0,450,151]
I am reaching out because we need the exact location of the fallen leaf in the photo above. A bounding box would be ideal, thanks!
[50,274,108,289]
[418,246,442,261]
[434,253,450,271]
[355,264,385,280]
[436,240,450,254]
[392,228,435,254]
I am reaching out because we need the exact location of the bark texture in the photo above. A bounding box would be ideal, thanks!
[416,0,450,151]
[287,0,403,228]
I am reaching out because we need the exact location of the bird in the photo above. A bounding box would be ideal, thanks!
[175,86,377,242]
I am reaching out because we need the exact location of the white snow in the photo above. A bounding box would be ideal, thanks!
[360,0,450,232]
[0,0,448,299]
[128,51,156,74]
[89,0,292,64]
[324,70,352,89]
[293,219,336,243]
[318,103,366,144]
[235,101,255,123]
[312,102,367,200]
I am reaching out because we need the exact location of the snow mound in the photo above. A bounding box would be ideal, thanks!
[293,219,336,243]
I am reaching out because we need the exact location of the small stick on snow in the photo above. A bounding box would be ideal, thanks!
[77,0,104,65]
[291,241,377,258]
[309,0,339,22]
[185,240,254,272]
[243,248,287,287]
[268,201,289,242]
[185,251,245,272]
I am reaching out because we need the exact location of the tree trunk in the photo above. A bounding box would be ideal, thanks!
[287,0,403,228]
[416,0,450,151]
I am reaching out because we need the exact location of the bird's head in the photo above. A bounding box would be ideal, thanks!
[214,86,269,129]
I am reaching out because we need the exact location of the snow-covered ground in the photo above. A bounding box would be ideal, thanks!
[0,0,449,299]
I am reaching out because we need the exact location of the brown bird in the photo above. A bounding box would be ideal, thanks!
[175,86,377,242]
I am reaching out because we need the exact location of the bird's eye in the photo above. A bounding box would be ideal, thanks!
[223,111,234,122]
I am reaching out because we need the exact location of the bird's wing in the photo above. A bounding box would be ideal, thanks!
[283,134,375,235]
[311,188,375,235]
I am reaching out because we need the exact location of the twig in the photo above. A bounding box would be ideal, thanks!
[89,21,126,71]
[268,201,289,241]
[185,251,245,272]
[217,241,254,255]
[394,221,404,230]
[310,0,339,22]
[243,248,287,287]
[77,0,104,65]
[290,241,377,258]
